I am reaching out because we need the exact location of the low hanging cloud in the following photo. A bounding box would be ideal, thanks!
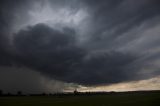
[12,24,139,85]
[13,24,86,81]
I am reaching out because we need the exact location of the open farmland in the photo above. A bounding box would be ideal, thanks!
[0,91,160,106]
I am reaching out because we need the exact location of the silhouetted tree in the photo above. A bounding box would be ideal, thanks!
[7,92,11,96]
[0,90,3,96]
[17,91,22,96]
[49,93,53,96]
[42,92,46,96]
[74,89,79,95]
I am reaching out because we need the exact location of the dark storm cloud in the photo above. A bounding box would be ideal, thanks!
[0,0,160,88]
[12,24,138,85]
[83,0,160,50]
[66,51,137,85]
[86,0,160,31]
[13,24,86,78]
[0,0,34,66]
[0,0,33,31]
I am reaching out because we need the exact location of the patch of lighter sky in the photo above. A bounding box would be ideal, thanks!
[9,1,90,47]
[75,76,160,92]
[27,1,88,30]
[11,0,89,33]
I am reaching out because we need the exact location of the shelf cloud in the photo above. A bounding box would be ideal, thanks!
[0,0,160,92]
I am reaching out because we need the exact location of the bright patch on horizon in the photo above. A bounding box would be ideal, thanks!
[76,76,160,92]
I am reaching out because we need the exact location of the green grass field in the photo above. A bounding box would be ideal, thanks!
[0,92,160,106]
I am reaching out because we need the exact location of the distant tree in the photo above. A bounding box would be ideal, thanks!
[17,91,22,96]
[0,90,3,96]
[74,89,79,95]
[7,92,11,96]
[49,93,53,96]
[42,92,46,96]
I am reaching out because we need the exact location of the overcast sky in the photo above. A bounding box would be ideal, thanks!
[0,0,160,93]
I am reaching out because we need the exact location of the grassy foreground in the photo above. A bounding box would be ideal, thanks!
[0,92,160,106]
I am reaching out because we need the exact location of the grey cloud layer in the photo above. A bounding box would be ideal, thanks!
[0,0,160,87]
[12,24,137,85]
[83,0,160,51]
